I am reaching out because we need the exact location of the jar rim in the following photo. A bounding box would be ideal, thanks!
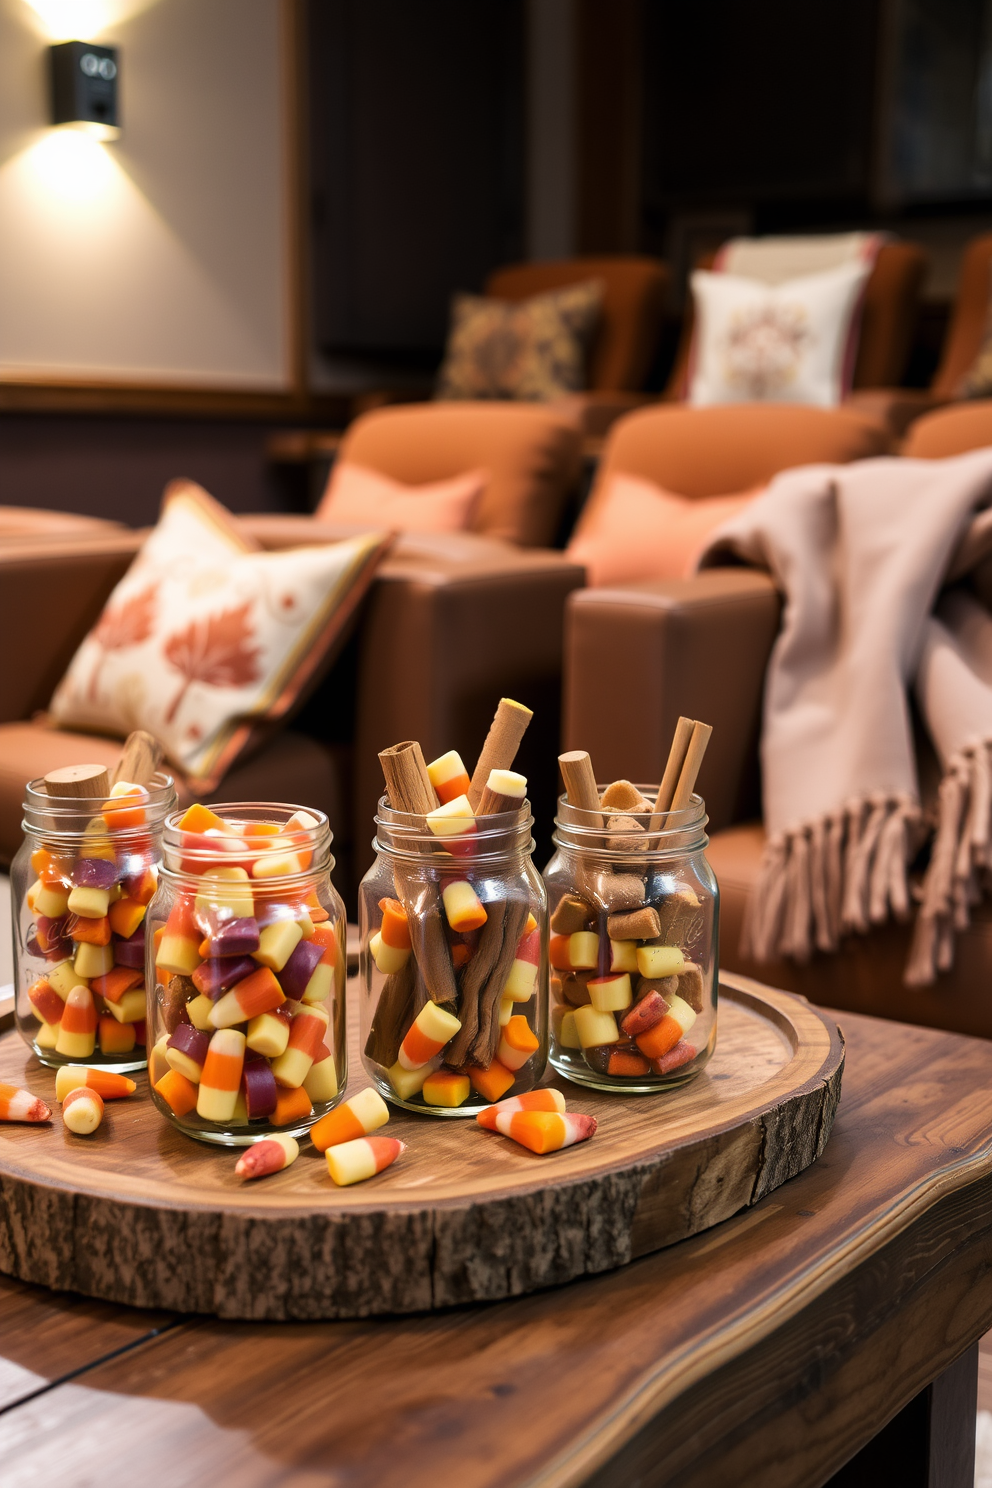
[374,794,534,862]
[554,786,708,857]
[162,800,333,878]
[21,770,176,842]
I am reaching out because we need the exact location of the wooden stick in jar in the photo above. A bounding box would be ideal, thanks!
[653,716,696,816]
[558,751,600,813]
[669,721,713,813]
[476,768,527,816]
[379,741,439,816]
[110,730,164,789]
[43,764,110,799]
[467,698,533,809]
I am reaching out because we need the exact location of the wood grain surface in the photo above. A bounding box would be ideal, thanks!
[0,995,989,1488]
[0,978,843,1320]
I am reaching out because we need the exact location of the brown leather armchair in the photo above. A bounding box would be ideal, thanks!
[902,397,992,459]
[665,241,930,433]
[0,521,583,908]
[0,507,123,539]
[556,405,992,1038]
[318,401,583,548]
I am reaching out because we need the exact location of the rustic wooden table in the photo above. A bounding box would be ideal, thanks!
[0,993,989,1488]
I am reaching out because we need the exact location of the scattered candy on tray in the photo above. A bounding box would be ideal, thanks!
[475,1088,566,1129]
[235,1133,299,1180]
[0,1082,51,1123]
[326,1135,405,1186]
[493,1109,597,1155]
[54,1066,136,1101]
[62,1085,104,1135]
[310,1086,389,1153]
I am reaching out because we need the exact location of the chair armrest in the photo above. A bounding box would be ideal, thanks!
[563,569,781,833]
[0,534,141,725]
[843,388,947,440]
[352,541,586,880]
[549,391,659,439]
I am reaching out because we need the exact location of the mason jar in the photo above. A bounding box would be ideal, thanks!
[10,772,176,1071]
[544,790,718,1093]
[146,802,346,1146]
[359,799,548,1115]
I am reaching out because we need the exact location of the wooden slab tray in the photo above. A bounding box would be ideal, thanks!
[0,974,844,1320]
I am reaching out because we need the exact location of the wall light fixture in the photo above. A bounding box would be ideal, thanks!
[50,40,120,140]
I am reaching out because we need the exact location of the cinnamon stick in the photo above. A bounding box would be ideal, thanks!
[444,899,507,1067]
[467,698,533,808]
[110,730,164,788]
[558,751,600,813]
[379,741,439,816]
[653,716,696,816]
[407,898,458,1009]
[364,955,421,1067]
[670,721,713,812]
[469,895,529,1069]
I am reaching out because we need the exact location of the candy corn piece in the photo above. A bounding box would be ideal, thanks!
[326,1135,405,1186]
[55,985,97,1058]
[154,1067,198,1117]
[270,1003,329,1088]
[398,1001,462,1070]
[427,749,471,804]
[634,994,697,1061]
[495,1110,597,1154]
[422,1070,470,1106]
[497,1014,540,1072]
[99,1016,136,1056]
[587,973,633,1013]
[369,930,410,976]
[62,1086,104,1135]
[157,896,202,977]
[271,1086,313,1126]
[476,1088,567,1129]
[28,977,64,1027]
[441,879,488,932]
[549,930,599,972]
[303,1044,339,1103]
[210,966,285,1028]
[387,1060,431,1101]
[502,926,541,1002]
[379,898,411,949]
[196,1029,246,1122]
[235,1132,299,1180]
[426,794,475,837]
[55,1066,136,1101]
[72,941,114,979]
[636,945,685,979]
[102,780,149,829]
[0,1082,51,1123]
[310,1086,389,1152]
[467,1059,515,1102]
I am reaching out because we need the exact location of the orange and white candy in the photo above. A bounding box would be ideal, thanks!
[426,749,471,805]
[62,1086,104,1135]
[326,1135,405,1186]
[398,1001,461,1071]
[309,1086,390,1153]
[55,1066,136,1101]
[476,1088,566,1130]
[0,1082,51,1123]
[441,879,487,933]
[494,1109,596,1155]
[502,926,541,1002]
[235,1133,299,1180]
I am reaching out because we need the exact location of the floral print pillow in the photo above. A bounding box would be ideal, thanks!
[435,280,603,401]
[50,480,390,790]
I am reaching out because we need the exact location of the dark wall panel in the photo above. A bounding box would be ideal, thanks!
[310,0,525,354]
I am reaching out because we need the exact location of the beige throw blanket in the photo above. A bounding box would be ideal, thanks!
[699,448,992,985]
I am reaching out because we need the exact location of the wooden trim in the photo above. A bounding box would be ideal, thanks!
[0,379,349,422]
[281,0,310,396]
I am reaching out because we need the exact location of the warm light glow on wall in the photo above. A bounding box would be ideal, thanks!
[22,0,152,43]
[21,126,120,204]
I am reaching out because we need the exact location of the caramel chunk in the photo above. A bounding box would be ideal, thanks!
[560,971,592,1007]
[595,874,646,912]
[636,974,679,1002]
[652,888,704,947]
[600,779,650,812]
[607,906,661,941]
[550,893,594,934]
[676,962,705,1012]
[605,814,647,853]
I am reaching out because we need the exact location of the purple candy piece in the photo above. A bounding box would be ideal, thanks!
[241,1054,278,1119]
[206,917,260,958]
[113,924,146,969]
[278,939,325,1000]
[192,955,256,1000]
[166,1023,211,1069]
[71,857,119,889]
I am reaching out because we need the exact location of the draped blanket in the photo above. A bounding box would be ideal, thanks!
[699,448,992,985]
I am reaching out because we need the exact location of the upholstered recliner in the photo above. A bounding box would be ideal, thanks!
[0,519,583,907]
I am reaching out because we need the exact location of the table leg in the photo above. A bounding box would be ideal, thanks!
[825,1343,978,1488]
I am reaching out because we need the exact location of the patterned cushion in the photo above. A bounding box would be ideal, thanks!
[49,480,390,791]
[435,280,603,401]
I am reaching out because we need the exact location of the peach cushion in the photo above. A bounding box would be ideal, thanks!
[567,472,760,586]
[318,461,485,533]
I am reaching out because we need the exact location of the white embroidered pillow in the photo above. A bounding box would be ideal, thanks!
[687,261,872,408]
[49,480,390,790]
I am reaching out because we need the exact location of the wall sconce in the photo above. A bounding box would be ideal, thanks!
[50,41,120,140]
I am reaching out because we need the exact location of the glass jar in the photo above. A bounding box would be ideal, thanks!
[544,790,718,1093]
[146,802,346,1146]
[359,798,548,1115]
[10,772,176,1071]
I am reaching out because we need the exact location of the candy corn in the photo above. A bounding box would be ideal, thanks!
[154,1067,197,1117]
[634,994,697,1061]
[272,1086,313,1126]
[426,794,475,837]
[270,1003,329,1088]
[326,1135,404,1186]
[209,965,285,1028]
[494,1110,596,1154]
[55,985,97,1058]
[441,879,488,932]
[497,1014,540,1072]
[62,1086,104,1135]
[369,930,410,975]
[55,1066,136,1101]
[476,1088,567,1128]
[235,1132,299,1179]
[398,1001,462,1070]
[427,749,471,804]
[0,1082,51,1123]
[196,1028,246,1122]
[587,973,633,1013]
[310,1086,389,1152]
[549,931,599,972]
[502,926,541,1002]
[422,1070,470,1106]
[467,1060,515,1102]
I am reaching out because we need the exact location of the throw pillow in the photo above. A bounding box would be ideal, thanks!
[317,461,486,533]
[49,479,391,791]
[687,261,872,407]
[567,472,761,587]
[435,280,603,401]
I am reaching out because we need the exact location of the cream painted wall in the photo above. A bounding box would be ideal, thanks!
[0,0,290,388]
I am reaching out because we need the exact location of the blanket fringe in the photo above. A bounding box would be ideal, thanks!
[741,793,920,968]
[905,742,992,985]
